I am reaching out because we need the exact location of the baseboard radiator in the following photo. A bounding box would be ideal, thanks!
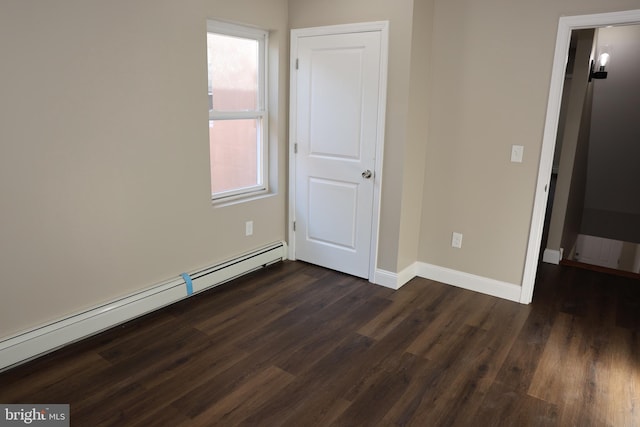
[0,242,287,372]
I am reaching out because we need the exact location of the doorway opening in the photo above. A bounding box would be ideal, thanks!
[543,25,640,278]
[520,9,640,304]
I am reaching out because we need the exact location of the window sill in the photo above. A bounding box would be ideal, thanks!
[212,190,276,208]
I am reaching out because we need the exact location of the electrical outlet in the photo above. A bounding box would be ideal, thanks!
[245,220,253,236]
[452,232,463,249]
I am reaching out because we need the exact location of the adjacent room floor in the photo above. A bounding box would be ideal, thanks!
[1,260,638,426]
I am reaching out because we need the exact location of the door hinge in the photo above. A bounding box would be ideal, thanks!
[296,58,299,70]
[294,143,298,154]
[293,221,296,231]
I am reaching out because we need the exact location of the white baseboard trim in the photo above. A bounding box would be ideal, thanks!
[373,269,399,289]
[416,262,522,303]
[0,242,287,372]
[373,263,417,290]
[542,248,563,265]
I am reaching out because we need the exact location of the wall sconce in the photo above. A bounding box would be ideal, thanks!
[589,46,611,81]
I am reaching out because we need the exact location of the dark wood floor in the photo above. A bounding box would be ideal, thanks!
[1,260,639,426]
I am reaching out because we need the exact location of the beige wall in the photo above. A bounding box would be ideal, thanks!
[397,0,434,271]
[0,0,288,337]
[289,0,417,272]
[419,0,640,285]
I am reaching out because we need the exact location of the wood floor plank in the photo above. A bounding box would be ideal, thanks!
[273,288,390,375]
[277,391,351,427]
[193,294,296,346]
[240,380,352,427]
[191,270,311,334]
[494,305,557,393]
[473,381,559,427]
[2,356,133,411]
[615,279,640,330]
[406,290,480,358]
[227,333,376,426]
[0,351,111,403]
[593,326,640,427]
[131,341,251,404]
[527,312,624,426]
[181,366,295,426]
[233,273,361,352]
[437,301,532,425]
[413,328,509,425]
[381,324,489,425]
[333,355,420,426]
[168,349,285,419]
[72,352,245,427]
[528,313,593,403]
[165,261,309,323]
[357,279,446,340]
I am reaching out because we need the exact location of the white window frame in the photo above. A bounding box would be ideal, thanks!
[207,20,269,202]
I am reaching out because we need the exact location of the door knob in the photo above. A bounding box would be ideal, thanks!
[362,170,373,179]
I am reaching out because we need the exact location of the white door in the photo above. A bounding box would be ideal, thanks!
[290,24,387,279]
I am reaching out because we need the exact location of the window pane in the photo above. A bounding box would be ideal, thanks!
[209,119,260,195]
[207,33,258,112]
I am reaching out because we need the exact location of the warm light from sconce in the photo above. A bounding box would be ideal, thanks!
[590,45,611,81]
[598,52,610,69]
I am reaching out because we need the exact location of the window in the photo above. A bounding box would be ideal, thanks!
[207,20,268,201]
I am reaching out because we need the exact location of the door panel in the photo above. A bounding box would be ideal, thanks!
[308,178,358,249]
[293,30,382,278]
[309,48,364,159]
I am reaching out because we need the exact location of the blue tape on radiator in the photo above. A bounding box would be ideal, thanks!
[181,273,194,296]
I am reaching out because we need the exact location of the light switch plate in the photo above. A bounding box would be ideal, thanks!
[452,232,463,249]
[511,145,524,163]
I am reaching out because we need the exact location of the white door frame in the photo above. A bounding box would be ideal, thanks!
[288,21,389,281]
[520,9,640,304]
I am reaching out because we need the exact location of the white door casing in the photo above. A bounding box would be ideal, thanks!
[288,22,389,280]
